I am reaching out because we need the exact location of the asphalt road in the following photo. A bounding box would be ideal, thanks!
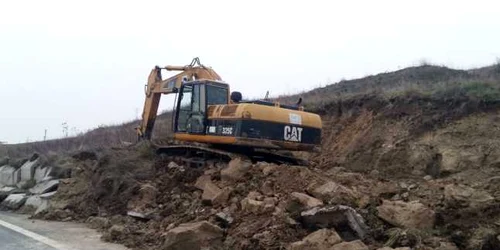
[0,211,128,250]
[0,225,56,250]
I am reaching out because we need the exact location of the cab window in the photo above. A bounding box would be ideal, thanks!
[206,85,228,105]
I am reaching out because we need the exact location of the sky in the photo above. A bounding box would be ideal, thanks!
[1,0,499,143]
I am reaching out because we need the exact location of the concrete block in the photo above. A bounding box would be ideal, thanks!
[1,193,27,210]
[0,186,23,201]
[0,165,18,186]
[34,166,48,183]
[44,166,70,180]
[24,195,50,215]
[18,158,40,182]
[0,186,16,193]
[29,179,59,194]
[40,191,57,199]
[25,195,42,208]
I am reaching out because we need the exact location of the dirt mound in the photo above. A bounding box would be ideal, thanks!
[32,141,500,250]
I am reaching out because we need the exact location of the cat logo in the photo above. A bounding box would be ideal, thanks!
[284,126,303,142]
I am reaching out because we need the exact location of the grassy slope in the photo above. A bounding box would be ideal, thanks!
[2,63,500,159]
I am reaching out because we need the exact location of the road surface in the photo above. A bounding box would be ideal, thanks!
[0,211,128,250]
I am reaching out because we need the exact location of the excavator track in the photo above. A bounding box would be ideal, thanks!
[153,143,308,168]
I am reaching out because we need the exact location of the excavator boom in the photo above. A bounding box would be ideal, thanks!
[137,58,222,139]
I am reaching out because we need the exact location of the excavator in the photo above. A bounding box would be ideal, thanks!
[136,58,322,166]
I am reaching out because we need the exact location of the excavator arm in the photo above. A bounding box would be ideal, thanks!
[137,58,222,139]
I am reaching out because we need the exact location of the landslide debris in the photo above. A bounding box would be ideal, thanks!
[29,135,500,250]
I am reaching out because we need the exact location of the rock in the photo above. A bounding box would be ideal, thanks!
[369,169,380,177]
[1,193,27,210]
[423,175,433,181]
[376,200,435,229]
[23,195,48,214]
[163,221,223,250]
[398,182,409,189]
[444,184,494,208]
[330,240,368,250]
[401,192,409,200]
[0,186,22,202]
[291,192,324,209]
[300,205,369,240]
[263,197,277,212]
[44,166,70,180]
[391,194,401,201]
[241,198,264,214]
[309,181,358,205]
[16,157,41,188]
[33,166,49,183]
[201,181,230,205]
[411,169,425,176]
[261,180,274,195]
[435,242,459,250]
[289,229,343,250]
[215,212,233,226]
[195,175,212,190]
[0,165,18,186]
[127,211,152,219]
[168,161,180,169]
[376,247,411,250]
[40,191,57,198]
[439,149,461,174]
[127,183,157,218]
[29,179,59,194]
[108,225,126,240]
[262,164,279,176]
[247,191,264,201]
[221,158,252,182]
[86,216,111,229]
[213,187,231,205]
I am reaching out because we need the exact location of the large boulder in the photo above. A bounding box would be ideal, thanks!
[22,195,50,215]
[309,181,358,205]
[300,205,369,240]
[0,165,18,186]
[377,200,435,229]
[33,166,49,183]
[16,156,41,188]
[1,193,27,210]
[289,229,342,250]
[0,186,23,202]
[220,158,252,182]
[29,179,59,195]
[444,184,494,208]
[331,240,368,250]
[163,221,223,250]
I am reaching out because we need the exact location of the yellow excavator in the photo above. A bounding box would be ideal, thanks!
[136,58,322,165]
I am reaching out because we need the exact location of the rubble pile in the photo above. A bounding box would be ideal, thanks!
[1,143,494,250]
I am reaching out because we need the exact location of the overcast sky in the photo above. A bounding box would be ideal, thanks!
[1,0,499,143]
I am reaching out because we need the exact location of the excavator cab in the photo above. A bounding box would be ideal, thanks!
[174,80,230,135]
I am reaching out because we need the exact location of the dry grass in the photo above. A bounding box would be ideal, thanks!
[275,64,500,111]
[1,113,173,159]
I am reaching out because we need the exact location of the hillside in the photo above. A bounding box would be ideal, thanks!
[2,63,499,159]
[3,63,500,249]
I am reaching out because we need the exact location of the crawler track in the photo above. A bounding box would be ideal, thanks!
[154,143,308,168]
